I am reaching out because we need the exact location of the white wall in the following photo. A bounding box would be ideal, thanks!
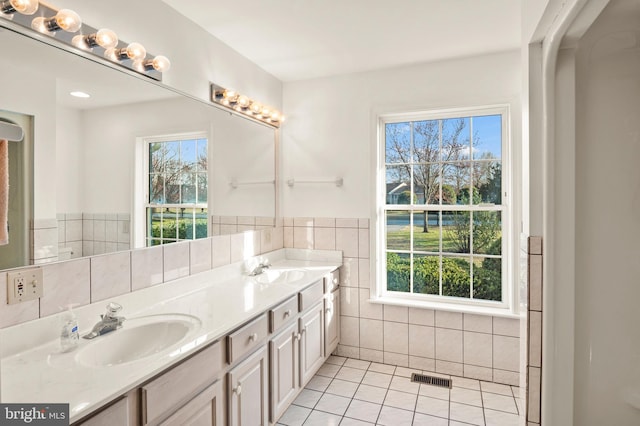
[281,50,522,218]
[56,106,83,213]
[54,0,282,109]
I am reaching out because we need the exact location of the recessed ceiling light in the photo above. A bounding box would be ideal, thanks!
[70,91,90,98]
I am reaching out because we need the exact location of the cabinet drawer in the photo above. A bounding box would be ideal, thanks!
[299,280,324,312]
[142,341,223,425]
[324,269,340,293]
[227,313,269,364]
[159,380,223,426]
[270,296,298,333]
[77,397,130,426]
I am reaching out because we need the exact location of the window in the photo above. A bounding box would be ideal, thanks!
[379,107,507,306]
[144,133,208,246]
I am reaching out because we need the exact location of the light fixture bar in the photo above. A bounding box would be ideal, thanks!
[0,1,168,81]
[210,83,285,128]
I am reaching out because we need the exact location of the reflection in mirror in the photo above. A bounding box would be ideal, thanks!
[0,26,276,270]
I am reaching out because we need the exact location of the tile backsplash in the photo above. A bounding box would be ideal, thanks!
[0,226,283,329]
[282,217,521,386]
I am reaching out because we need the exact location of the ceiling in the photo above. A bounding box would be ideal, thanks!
[162,0,522,82]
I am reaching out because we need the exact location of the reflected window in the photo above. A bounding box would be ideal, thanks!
[381,109,505,304]
[144,133,208,246]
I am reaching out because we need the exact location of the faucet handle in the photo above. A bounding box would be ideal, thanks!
[105,302,122,317]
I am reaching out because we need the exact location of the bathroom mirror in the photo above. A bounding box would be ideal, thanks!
[0,26,276,269]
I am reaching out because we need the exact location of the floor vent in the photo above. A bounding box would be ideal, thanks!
[410,373,452,389]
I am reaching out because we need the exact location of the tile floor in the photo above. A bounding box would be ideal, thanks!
[277,356,523,426]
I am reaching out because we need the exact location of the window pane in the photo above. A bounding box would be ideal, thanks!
[196,209,208,238]
[413,120,439,163]
[413,254,439,295]
[442,211,471,254]
[412,211,439,252]
[472,115,501,160]
[387,252,410,292]
[163,209,178,240]
[385,122,411,164]
[149,174,164,204]
[442,256,470,298]
[165,177,180,204]
[178,211,194,240]
[181,139,197,169]
[149,143,164,173]
[164,141,181,173]
[386,211,410,250]
[442,118,470,162]
[386,166,411,204]
[442,162,470,205]
[473,257,502,301]
[181,173,197,203]
[475,161,501,204]
[473,211,501,255]
[147,207,162,239]
[197,173,208,203]
[197,139,208,172]
[413,164,439,205]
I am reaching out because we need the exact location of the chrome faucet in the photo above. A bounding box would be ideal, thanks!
[248,260,271,276]
[83,302,125,339]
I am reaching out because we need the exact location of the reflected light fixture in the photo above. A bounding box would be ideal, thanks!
[72,28,118,50]
[31,8,81,33]
[0,0,38,15]
[211,84,285,128]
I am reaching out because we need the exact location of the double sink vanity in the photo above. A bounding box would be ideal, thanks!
[0,248,342,425]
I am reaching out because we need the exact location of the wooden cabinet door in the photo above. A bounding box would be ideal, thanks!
[325,288,340,356]
[228,345,268,426]
[159,380,223,426]
[299,301,324,386]
[269,322,300,423]
[77,396,131,426]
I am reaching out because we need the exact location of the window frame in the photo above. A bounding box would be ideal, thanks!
[133,131,210,247]
[374,105,513,311]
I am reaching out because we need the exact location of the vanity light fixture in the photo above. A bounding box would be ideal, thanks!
[31,8,81,34]
[0,1,170,80]
[0,0,38,16]
[211,83,285,128]
[72,28,118,50]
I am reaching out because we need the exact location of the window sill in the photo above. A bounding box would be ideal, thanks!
[368,294,522,319]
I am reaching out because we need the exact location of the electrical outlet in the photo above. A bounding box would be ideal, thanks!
[6,268,44,305]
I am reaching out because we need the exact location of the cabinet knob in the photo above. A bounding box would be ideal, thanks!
[326,308,332,315]
[249,333,258,342]
[233,384,242,395]
[284,309,291,318]
[301,327,306,334]
[295,333,301,341]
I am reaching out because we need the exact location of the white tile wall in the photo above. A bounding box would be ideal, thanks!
[0,228,284,329]
[284,217,521,387]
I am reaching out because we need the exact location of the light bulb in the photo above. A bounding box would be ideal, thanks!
[72,29,118,51]
[270,110,281,122]
[55,9,82,32]
[150,55,170,72]
[222,89,238,104]
[237,95,250,109]
[110,42,146,61]
[249,101,262,115]
[94,29,118,49]
[261,106,272,118]
[32,8,81,33]
[124,42,146,60]
[1,0,39,15]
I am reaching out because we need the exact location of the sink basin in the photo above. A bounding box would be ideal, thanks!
[75,314,201,367]
[253,269,306,285]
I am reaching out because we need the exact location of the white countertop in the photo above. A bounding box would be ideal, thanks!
[0,248,342,423]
